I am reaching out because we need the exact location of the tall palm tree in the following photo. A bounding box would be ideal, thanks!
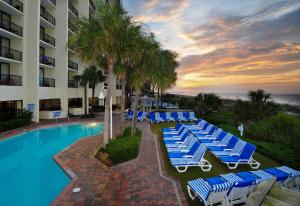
[88,66,107,117]
[69,1,142,144]
[74,69,91,116]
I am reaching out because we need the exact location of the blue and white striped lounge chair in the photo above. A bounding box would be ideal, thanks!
[211,140,247,156]
[221,173,253,205]
[166,136,198,152]
[168,141,201,158]
[137,111,148,122]
[198,128,223,142]
[177,112,187,121]
[165,134,196,148]
[190,125,217,139]
[155,112,164,122]
[205,132,233,147]
[236,172,262,184]
[164,132,191,145]
[159,112,169,122]
[166,112,175,121]
[187,177,231,206]
[169,144,212,172]
[264,168,290,184]
[277,166,300,190]
[217,143,261,169]
[189,112,198,121]
[163,127,188,139]
[208,136,239,152]
[148,112,159,123]
[171,112,180,121]
[162,123,182,134]
[125,110,133,120]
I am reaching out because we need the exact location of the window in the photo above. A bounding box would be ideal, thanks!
[0,10,11,29]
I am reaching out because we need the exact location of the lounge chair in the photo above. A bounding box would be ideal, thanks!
[169,143,212,172]
[211,140,247,156]
[162,123,182,134]
[166,112,175,121]
[168,141,201,158]
[190,125,217,140]
[264,168,290,185]
[177,112,188,121]
[137,111,148,122]
[185,119,207,130]
[163,127,187,139]
[159,112,169,122]
[218,144,261,169]
[148,112,159,123]
[276,166,300,190]
[221,173,253,205]
[171,112,180,121]
[166,136,198,152]
[188,112,198,121]
[165,133,195,148]
[183,112,191,121]
[155,112,164,122]
[198,128,223,142]
[164,132,191,145]
[205,132,233,147]
[208,136,239,152]
[187,177,231,206]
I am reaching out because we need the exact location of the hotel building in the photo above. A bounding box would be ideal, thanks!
[0,0,122,122]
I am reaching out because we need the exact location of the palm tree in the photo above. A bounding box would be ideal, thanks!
[74,69,90,116]
[88,66,106,117]
[69,1,142,144]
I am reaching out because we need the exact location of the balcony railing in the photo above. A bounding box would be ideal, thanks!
[0,46,22,61]
[69,2,78,17]
[68,21,76,33]
[68,60,78,71]
[40,31,55,46]
[40,55,55,67]
[40,8,56,26]
[89,0,95,10]
[0,74,22,86]
[2,0,23,12]
[48,0,56,6]
[0,18,22,37]
[68,80,78,88]
[39,78,55,87]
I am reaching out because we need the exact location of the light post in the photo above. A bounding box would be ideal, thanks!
[98,86,113,140]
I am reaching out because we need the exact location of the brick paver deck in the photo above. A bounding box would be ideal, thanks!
[52,117,188,205]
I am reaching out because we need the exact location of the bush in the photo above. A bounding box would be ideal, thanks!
[105,127,142,165]
[0,118,31,132]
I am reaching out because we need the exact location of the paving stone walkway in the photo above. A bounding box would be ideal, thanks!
[52,117,188,205]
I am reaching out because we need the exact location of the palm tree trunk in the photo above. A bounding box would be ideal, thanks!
[91,87,95,117]
[131,88,140,136]
[103,58,114,145]
[156,88,159,110]
[120,74,126,133]
[84,85,87,115]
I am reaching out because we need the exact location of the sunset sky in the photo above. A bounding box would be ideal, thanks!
[123,0,300,95]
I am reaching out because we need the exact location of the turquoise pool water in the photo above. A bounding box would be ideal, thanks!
[0,123,103,206]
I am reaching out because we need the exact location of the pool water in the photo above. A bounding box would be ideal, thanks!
[0,123,103,206]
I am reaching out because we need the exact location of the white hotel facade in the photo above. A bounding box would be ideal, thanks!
[0,0,122,122]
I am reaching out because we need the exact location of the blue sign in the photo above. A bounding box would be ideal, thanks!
[53,111,61,118]
[27,104,35,112]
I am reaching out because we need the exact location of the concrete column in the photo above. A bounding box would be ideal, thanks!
[23,0,40,122]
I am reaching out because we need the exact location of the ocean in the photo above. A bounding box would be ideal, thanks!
[217,93,300,107]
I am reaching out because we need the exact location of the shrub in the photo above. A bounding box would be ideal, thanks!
[0,119,31,132]
[105,127,142,165]
[1,121,15,131]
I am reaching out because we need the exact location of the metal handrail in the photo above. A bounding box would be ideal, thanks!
[40,31,55,46]
[0,18,22,37]
[2,0,23,12]
[39,78,55,87]
[40,55,55,67]
[68,60,78,71]
[69,2,78,17]
[0,74,22,86]
[40,7,56,26]
[0,46,22,61]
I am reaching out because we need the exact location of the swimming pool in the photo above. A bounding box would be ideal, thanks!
[0,123,104,206]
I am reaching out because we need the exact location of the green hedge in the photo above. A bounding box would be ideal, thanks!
[0,119,31,132]
[105,127,142,165]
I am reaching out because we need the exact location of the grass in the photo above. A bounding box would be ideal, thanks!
[150,122,281,206]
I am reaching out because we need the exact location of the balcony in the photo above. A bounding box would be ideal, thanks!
[0,74,22,86]
[69,2,78,17]
[39,78,55,87]
[0,18,22,37]
[40,55,55,67]
[68,60,78,71]
[0,46,22,62]
[40,7,55,26]
[40,0,56,8]
[68,80,78,88]
[68,21,76,33]
[1,0,23,13]
[40,31,55,47]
